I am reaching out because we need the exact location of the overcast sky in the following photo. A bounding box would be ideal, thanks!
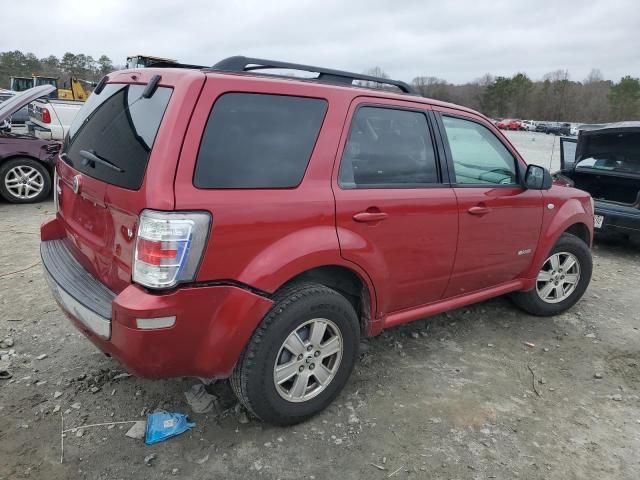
[3,0,639,84]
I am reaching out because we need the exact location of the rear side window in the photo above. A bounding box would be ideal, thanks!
[64,84,172,190]
[339,106,438,188]
[194,93,327,189]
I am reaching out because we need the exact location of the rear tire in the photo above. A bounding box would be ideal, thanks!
[511,233,592,316]
[0,157,51,204]
[230,282,360,426]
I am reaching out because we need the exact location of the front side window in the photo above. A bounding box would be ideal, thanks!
[194,93,327,189]
[442,116,518,185]
[339,106,438,188]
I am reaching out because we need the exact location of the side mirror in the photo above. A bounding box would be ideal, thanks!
[524,164,552,190]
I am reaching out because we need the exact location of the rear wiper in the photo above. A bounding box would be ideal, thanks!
[79,149,124,173]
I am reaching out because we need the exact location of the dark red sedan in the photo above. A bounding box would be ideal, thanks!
[0,85,60,203]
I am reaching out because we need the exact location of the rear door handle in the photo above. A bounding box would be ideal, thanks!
[353,211,388,223]
[468,205,492,216]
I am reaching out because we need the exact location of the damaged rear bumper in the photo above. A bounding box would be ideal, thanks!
[40,237,274,378]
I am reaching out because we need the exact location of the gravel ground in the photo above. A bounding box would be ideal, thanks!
[1,133,639,479]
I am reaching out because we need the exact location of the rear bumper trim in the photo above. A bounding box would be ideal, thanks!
[41,239,115,339]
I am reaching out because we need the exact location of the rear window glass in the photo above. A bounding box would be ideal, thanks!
[63,84,172,190]
[194,93,327,189]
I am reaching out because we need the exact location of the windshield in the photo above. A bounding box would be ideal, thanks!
[63,83,172,189]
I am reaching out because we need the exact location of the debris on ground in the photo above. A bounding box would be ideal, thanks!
[126,421,147,440]
[36,353,48,360]
[144,453,156,466]
[524,342,536,348]
[145,412,195,445]
[112,372,131,381]
[184,383,217,414]
[0,358,11,380]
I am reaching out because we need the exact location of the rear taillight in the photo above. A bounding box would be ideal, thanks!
[41,108,51,124]
[133,210,211,289]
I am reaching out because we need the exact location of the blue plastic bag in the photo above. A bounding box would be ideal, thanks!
[145,411,195,445]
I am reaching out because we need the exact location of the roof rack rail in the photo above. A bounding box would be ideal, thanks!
[209,56,417,95]
[146,61,207,69]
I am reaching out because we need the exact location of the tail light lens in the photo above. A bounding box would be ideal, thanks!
[41,108,51,124]
[133,210,211,289]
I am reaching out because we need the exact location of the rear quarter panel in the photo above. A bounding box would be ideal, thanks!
[174,75,360,293]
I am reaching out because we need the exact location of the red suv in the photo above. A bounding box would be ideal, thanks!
[40,57,594,425]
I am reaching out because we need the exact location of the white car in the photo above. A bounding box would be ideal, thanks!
[521,120,537,132]
[28,97,83,140]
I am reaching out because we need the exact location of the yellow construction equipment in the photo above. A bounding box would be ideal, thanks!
[57,78,93,101]
[10,76,93,101]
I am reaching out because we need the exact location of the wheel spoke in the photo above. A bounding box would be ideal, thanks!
[289,372,309,398]
[549,254,560,271]
[554,284,564,299]
[320,336,341,359]
[563,273,579,285]
[537,270,552,282]
[560,256,576,272]
[283,332,306,356]
[313,364,332,386]
[274,360,300,385]
[538,282,555,300]
[308,320,327,347]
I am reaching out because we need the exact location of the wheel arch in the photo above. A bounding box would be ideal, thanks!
[564,222,591,247]
[276,264,377,337]
[0,153,43,167]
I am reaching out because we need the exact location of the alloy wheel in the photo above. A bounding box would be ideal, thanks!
[273,318,343,403]
[4,165,44,200]
[536,251,581,304]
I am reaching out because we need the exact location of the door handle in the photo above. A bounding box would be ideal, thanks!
[468,205,492,216]
[353,211,388,223]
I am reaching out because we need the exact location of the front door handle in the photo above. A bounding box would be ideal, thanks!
[353,211,388,223]
[468,205,492,216]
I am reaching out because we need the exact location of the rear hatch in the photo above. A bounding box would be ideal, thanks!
[55,69,205,293]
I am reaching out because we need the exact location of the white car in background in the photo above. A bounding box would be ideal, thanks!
[521,120,537,131]
[27,97,83,140]
[569,123,581,136]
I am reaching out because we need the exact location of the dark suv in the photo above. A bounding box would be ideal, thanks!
[40,57,594,425]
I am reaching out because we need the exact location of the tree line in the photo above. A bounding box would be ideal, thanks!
[408,69,640,123]
[1,50,638,122]
[0,50,117,91]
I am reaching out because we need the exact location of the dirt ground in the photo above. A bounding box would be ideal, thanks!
[1,132,639,480]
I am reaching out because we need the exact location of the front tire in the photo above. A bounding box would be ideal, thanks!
[511,233,592,316]
[230,282,360,425]
[0,157,51,204]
